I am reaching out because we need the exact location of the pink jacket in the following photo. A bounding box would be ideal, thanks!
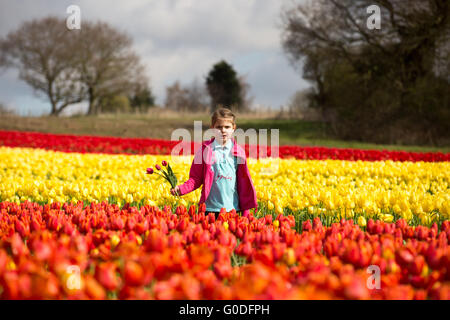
[178,137,258,216]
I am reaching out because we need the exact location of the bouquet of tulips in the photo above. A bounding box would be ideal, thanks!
[146,160,178,189]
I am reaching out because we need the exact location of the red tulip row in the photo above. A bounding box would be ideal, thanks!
[0,200,449,299]
[1,130,448,162]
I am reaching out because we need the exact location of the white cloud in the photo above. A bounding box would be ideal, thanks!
[0,0,308,116]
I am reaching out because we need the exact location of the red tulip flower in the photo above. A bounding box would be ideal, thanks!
[95,262,121,291]
[123,261,145,287]
[146,168,154,174]
[146,162,178,189]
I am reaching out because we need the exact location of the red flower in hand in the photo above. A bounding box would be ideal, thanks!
[146,162,178,190]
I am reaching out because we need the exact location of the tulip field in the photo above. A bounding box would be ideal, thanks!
[0,130,449,299]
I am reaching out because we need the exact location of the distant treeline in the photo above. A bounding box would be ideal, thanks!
[282,0,449,146]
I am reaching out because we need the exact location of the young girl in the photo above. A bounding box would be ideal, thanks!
[170,108,257,218]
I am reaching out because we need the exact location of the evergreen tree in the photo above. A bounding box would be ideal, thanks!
[206,60,243,111]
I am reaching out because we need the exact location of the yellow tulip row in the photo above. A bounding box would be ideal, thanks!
[0,147,449,225]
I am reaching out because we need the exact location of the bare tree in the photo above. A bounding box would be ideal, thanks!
[185,78,210,112]
[74,21,148,115]
[238,75,253,112]
[165,81,189,111]
[0,17,85,116]
[165,79,209,112]
[283,0,449,89]
[281,0,450,144]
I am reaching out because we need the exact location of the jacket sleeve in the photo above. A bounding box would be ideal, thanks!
[237,153,258,209]
[178,145,204,196]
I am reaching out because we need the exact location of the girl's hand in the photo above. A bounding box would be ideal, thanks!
[170,186,180,196]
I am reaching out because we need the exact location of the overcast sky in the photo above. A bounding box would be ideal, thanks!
[0,0,308,116]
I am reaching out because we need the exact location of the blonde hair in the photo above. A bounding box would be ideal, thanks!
[211,107,236,127]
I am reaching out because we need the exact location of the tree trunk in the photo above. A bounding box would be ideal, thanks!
[87,87,96,115]
[49,100,59,116]
[48,79,58,116]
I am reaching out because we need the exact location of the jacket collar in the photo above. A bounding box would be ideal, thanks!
[211,137,232,151]
[206,137,246,159]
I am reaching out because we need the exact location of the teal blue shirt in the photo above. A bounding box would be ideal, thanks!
[205,139,240,212]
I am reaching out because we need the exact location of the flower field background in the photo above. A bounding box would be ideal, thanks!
[0,130,449,299]
[1,129,449,161]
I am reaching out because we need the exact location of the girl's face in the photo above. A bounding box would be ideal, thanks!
[211,118,236,145]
